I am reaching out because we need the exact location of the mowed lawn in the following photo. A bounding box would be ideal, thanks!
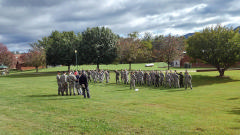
[0,69,240,134]
[38,62,212,73]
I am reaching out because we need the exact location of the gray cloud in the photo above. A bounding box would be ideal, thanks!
[0,0,239,52]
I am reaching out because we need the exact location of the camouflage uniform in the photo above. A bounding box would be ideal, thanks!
[75,74,82,95]
[169,71,174,87]
[130,73,137,89]
[99,70,104,83]
[173,72,180,88]
[92,70,97,83]
[115,70,120,84]
[124,69,129,84]
[147,72,151,86]
[155,71,160,87]
[150,71,156,86]
[120,69,124,83]
[60,73,68,96]
[138,70,144,86]
[159,71,164,87]
[87,70,91,82]
[135,71,139,84]
[185,73,192,90]
[105,71,110,83]
[67,73,77,96]
[143,72,148,85]
[165,72,172,88]
[56,74,61,95]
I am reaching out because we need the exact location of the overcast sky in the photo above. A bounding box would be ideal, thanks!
[0,0,240,52]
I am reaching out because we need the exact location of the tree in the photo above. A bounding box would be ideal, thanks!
[30,36,49,68]
[187,25,240,77]
[118,36,151,70]
[143,32,153,41]
[80,27,118,70]
[0,43,16,68]
[46,31,78,71]
[158,35,185,70]
[20,47,46,72]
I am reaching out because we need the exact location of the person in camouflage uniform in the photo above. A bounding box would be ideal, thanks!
[143,71,148,85]
[138,69,144,86]
[87,70,91,82]
[56,71,62,95]
[99,70,105,83]
[147,72,151,86]
[130,72,137,89]
[92,70,97,83]
[185,72,192,90]
[173,71,180,88]
[154,71,159,87]
[75,71,82,95]
[60,71,68,96]
[105,70,110,83]
[159,70,164,87]
[135,70,139,84]
[169,70,174,87]
[120,69,124,83]
[124,69,129,84]
[152,70,157,86]
[67,72,77,96]
[165,71,172,88]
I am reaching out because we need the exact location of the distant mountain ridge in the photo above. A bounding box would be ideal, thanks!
[184,26,240,39]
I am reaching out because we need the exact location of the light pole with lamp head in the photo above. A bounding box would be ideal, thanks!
[75,50,78,70]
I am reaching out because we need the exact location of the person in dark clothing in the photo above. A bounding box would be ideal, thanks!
[155,71,160,87]
[114,70,120,84]
[143,71,148,85]
[79,71,90,98]
[178,72,184,88]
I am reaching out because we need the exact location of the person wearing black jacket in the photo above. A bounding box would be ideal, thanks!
[177,72,184,88]
[79,71,90,98]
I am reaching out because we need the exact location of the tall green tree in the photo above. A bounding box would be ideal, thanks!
[46,31,78,71]
[187,25,240,77]
[80,27,118,70]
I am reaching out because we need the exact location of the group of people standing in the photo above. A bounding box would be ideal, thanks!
[56,69,193,97]
[84,69,192,90]
[121,69,193,90]
[56,70,90,98]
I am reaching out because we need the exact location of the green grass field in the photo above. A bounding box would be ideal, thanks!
[34,62,215,73]
[1,65,240,134]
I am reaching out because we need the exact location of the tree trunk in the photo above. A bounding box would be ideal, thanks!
[97,64,100,72]
[129,62,131,71]
[167,62,170,70]
[36,66,38,72]
[68,65,70,72]
[218,68,225,77]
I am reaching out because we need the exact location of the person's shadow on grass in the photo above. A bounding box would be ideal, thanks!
[26,94,83,100]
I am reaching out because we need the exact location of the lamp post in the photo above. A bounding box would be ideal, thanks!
[75,50,78,70]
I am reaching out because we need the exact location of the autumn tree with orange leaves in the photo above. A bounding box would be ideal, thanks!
[0,43,16,68]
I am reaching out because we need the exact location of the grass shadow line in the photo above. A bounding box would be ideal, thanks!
[227,97,239,100]
[4,72,57,78]
[192,75,240,87]
[26,94,59,97]
[228,108,240,115]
